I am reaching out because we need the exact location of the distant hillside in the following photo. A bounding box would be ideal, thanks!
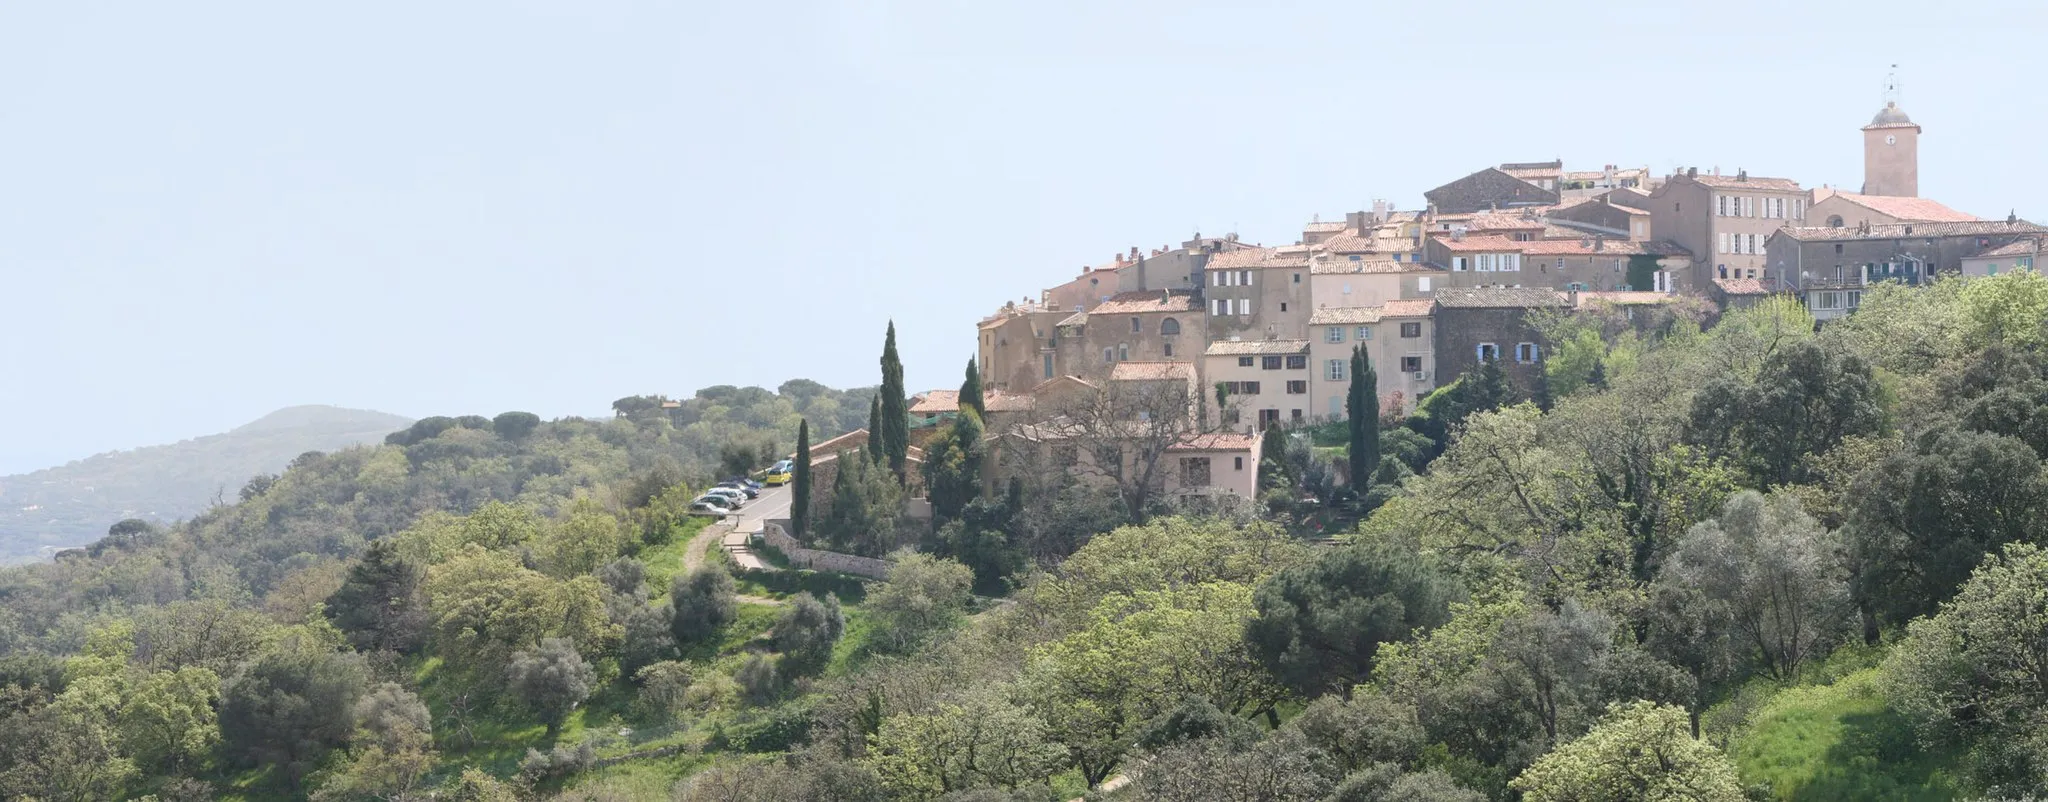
[0,405,413,563]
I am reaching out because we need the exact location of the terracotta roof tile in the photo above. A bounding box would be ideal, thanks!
[1434,287,1570,309]
[1687,174,1803,192]
[1380,299,1437,317]
[1203,339,1310,356]
[1576,291,1676,306]
[1308,307,1384,325]
[1089,290,1201,315]
[1168,432,1261,452]
[1466,213,1547,231]
[1109,362,1196,382]
[1518,239,1689,257]
[983,391,1035,412]
[1430,234,1525,253]
[1775,219,2047,242]
[1826,193,1978,223]
[909,390,959,414]
[1713,278,1769,296]
[1973,238,2045,258]
[1303,221,1348,233]
[1310,259,1441,275]
[1206,247,1312,270]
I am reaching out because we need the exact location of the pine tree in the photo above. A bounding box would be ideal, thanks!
[879,322,910,480]
[1588,357,1609,391]
[960,357,985,417]
[1346,344,1379,493]
[791,419,812,538]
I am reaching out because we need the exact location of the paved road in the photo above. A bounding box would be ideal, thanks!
[682,483,790,575]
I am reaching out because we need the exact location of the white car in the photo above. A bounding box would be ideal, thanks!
[702,487,748,507]
[690,495,737,514]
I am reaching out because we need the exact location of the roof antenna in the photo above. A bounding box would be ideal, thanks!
[1884,64,1901,107]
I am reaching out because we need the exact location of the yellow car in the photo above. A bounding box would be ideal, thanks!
[763,460,795,486]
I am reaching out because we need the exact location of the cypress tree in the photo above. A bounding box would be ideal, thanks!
[1347,344,1379,493]
[879,322,910,480]
[960,357,985,417]
[1588,358,1609,391]
[867,395,883,465]
[1532,358,1556,412]
[791,419,812,538]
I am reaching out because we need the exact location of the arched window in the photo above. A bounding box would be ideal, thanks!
[1160,317,1181,335]
[1826,215,1845,228]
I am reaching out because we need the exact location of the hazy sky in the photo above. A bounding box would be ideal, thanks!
[3,1,2044,474]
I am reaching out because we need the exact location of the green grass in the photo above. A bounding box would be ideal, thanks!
[639,517,716,592]
[1730,668,1961,801]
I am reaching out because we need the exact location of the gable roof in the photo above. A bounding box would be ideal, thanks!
[1518,239,1690,257]
[1204,339,1310,356]
[1685,173,1803,192]
[982,389,1036,412]
[1823,192,1978,223]
[1434,287,1570,309]
[1310,259,1442,275]
[1309,307,1385,325]
[1167,432,1262,453]
[1090,290,1201,315]
[1206,247,1312,270]
[1380,298,1437,318]
[1576,291,1677,306]
[1971,238,2045,258]
[1430,234,1525,253]
[1774,219,2047,243]
[1425,167,1561,214]
[909,390,959,415]
[1713,278,1769,296]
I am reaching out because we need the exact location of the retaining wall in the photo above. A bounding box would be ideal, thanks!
[761,520,894,579]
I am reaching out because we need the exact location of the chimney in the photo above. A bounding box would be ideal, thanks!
[1686,167,1698,179]
[1594,236,1605,252]
[1568,287,1581,307]
[1374,199,1391,222]
[1737,169,1748,182]
[1712,166,1721,177]
[1452,229,1465,242]
[1604,164,1616,184]
[1346,210,1366,232]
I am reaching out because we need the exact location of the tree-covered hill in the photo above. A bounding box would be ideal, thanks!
[0,406,414,563]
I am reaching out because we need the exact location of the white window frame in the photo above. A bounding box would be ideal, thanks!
[1453,256,1469,272]
[1417,276,1432,292]
[1325,326,1344,344]
[1235,298,1251,316]
[1477,342,1499,362]
[1356,326,1373,340]
[1515,342,1539,363]
[1326,359,1346,381]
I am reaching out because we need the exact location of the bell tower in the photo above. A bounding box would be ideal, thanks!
[1861,67,1920,197]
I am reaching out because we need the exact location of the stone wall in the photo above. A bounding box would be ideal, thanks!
[761,519,894,579]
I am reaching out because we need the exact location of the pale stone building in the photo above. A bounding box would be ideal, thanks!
[1639,169,1808,288]
[1200,246,1314,343]
[1202,339,1312,432]
[1308,299,1437,420]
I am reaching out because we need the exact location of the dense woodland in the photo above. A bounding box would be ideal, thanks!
[4,273,2048,801]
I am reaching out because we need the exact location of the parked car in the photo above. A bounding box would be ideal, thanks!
[689,497,734,515]
[715,480,760,499]
[703,487,748,507]
[764,460,795,485]
[724,476,764,492]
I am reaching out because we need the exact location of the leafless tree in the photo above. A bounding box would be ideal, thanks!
[996,375,1211,522]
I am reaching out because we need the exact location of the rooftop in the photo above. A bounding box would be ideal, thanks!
[1434,287,1570,309]
[1303,221,1349,233]
[909,390,959,415]
[1775,219,2047,242]
[1576,291,1677,306]
[1465,213,1547,231]
[1109,361,1197,382]
[982,390,1035,412]
[1310,259,1442,275]
[1519,238,1690,257]
[1713,278,1770,296]
[1090,290,1201,315]
[1821,192,1978,223]
[1684,173,1803,192]
[1866,102,1917,130]
[1204,339,1311,356]
[1971,238,2045,258]
[1206,247,1312,270]
[1167,432,1262,453]
[1430,234,1526,253]
[1381,298,1437,318]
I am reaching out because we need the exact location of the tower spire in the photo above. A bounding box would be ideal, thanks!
[1884,64,1901,107]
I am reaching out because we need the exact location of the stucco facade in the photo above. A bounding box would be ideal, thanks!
[1202,340,1313,432]
[1309,259,1444,309]
[977,304,1072,392]
[1053,291,1206,378]
[1201,247,1314,343]
[1765,219,2048,321]
[1641,170,1808,289]
[1308,300,1437,420]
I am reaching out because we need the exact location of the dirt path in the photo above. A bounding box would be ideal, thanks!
[682,518,730,574]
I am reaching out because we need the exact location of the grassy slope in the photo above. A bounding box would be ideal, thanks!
[1730,668,1960,801]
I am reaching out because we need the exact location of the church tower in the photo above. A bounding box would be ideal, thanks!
[1861,69,1920,197]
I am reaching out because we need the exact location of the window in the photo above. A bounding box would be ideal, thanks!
[1240,270,1252,285]
[1356,326,1373,340]
[1827,215,1845,228]
[1279,302,1288,312]
[1242,381,1261,395]
[1262,355,1283,370]
[1747,233,1758,255]
[1327,359,1347,381]
[1290,409,1304,422]
[1453,256,1470,271]
[1131,317,1141,333]
[1286,354,1307,370]
[1238,356,1254,367]
[1834,243,1844,255]
[1163,342,1173,357]
[1502,253,1521,272]
[1400,322,1422,338]
[1293,273,1302,283]
[1043,353,1054,379]
[1326,327,1345,344]
[1717,232,1729,254]
[1848,290,1863,309]
[1285,380,1307,394]
[1329,396,1343,417]
[1417,276,1433,292]
[1212,298,1227,316]
[1160,317,1180,335]
[1742,197,1753,217]
[1117,343,1129,361]
[1477,343,1499,361]
[1341,283,1353,295]
[1258,409,1280,428]
[1401,355,1422,372]
[1350,254,1362,261]
[1103,348,1114,363]
[1223,408,1241,425]
[1180,457,1211,487]
[1515,342,1540,363]
[1234,456,1244,471]
[1717,196,1728,216]
[1236,298,1251,315]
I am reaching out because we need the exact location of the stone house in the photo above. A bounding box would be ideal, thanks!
[1517,238,1690,293]
[1431,287,1570,390]
[1202,340,1313,432]
[1639,169,1808,288]
[1546,193,1654,241]
[1308,299,1436,420]
[1201,246,1314,342]
[976,301,1072,392]
[1309,258,1445,309]
[1052,290,1205,376]
[1422,233,1527,279]
[1764,218,2048,321]
[1708,277,1772,312]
